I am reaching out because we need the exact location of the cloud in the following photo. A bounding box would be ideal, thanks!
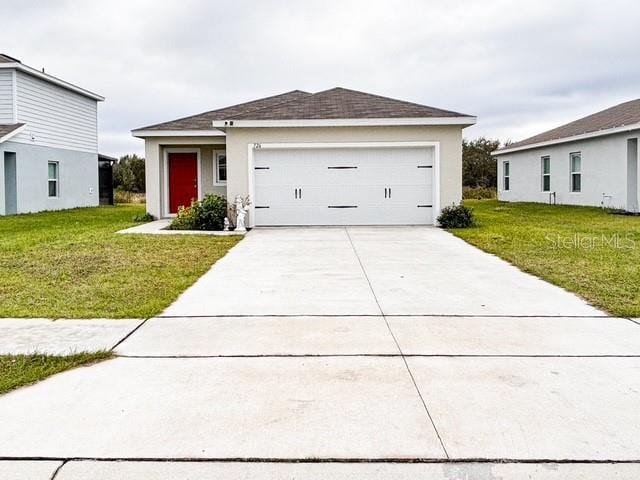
[1,0,639,155]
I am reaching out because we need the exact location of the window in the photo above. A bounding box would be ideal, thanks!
[570,152,581,192]
[215,153,227,185]
[541,156,551,192]
[503,161,510,191]
[48,162,59,197]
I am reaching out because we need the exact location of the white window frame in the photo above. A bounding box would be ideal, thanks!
[503,161,510,191]
[570,152,582,193]
[48,161,59,198]
[214,151,227,186]
[541,156,551,192]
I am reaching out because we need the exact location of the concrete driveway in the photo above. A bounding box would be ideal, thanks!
[2,227,640,479]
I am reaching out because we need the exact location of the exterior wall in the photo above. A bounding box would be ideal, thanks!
[0,70,14,123]
[12,71,98,153]
[0,141,98,215]
[225,125,464,224]
[142,136,226,218]
[497,130,640,210]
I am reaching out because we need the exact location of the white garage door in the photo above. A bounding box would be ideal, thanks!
[253,145,435,226]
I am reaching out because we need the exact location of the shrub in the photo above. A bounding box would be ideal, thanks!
[168,194,228,231]
[132,212,154,223]
[168,202,199,230]
[463,186,496,200]
[437,204,476,228]
[197,194,228,230]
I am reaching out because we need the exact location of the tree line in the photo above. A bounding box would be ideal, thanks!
[112,140,504,193]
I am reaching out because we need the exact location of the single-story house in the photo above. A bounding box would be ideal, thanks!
[132,88,476,226]
[0,54,105,215]
[494,99,640,211]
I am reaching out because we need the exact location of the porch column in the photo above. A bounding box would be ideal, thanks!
[144,139,162,218]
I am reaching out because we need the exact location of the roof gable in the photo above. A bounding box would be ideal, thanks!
[498,99,640,152]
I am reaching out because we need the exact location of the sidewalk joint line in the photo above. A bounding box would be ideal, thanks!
[153,314,614,319]
[115,353,640,359]
[110,318,149,351]
[5,456,640,464]
[344,227,450,459]
[50,460,67,480]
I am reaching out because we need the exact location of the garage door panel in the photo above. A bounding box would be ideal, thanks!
[253,146,435,226]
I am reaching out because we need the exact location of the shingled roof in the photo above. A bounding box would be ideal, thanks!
[0,54,21,63]
[227,87,469,120]
[135,87,471,132]
[137,90,312,131]
[0,123,25,143]
[497,99,640,153]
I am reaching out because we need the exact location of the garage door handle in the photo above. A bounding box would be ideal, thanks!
[384,188,388,199]
[299,188,302,199]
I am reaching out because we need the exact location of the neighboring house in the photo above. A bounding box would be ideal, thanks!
[0,54,104,215]
[132,88,476,226]
[494,99,640,211]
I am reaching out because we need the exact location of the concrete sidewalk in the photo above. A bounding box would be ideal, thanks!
[1,227,639,479]
[0,318,143,355]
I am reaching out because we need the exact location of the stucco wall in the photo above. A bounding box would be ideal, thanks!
[0,141,98,215]
[496,130,640,210]
[225,125,464,223]
[142,136,226,218]
[142,125,465,219]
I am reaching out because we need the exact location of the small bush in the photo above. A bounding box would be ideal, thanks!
[168,194,228,231]
[437,204,476,228]
[197,194,228,230]
[168,202,199,230]
[463,186,496,200]
[132,212,154,223]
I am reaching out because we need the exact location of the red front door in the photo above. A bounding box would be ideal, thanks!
[168,152,198,213]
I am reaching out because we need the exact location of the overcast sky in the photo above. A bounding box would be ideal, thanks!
[2,0,639,157]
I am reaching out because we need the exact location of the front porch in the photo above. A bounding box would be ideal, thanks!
[142,136,227,218]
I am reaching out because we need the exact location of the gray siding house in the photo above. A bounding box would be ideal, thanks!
[0,54,104,215]
[494,99,640,211]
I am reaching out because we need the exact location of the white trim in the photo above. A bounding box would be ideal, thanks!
[570,151,582,193]
[494,122,640,155]
[163,148,202,217]
[246,140,441,227]
[47,161,59,198]
[132,129,226,138]
[541,155,551,192]
[213,151,227,186]
[502,160,510,191]
[214,117,476,128]
[0,124,27,144]
[0,63,104,101]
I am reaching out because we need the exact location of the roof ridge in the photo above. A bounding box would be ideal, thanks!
[227,86,470,120]
[137,90,311,130]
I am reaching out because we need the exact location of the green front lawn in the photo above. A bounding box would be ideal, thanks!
[0,352,112,395]
[453,200,640,317]
[0,205,242,318]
